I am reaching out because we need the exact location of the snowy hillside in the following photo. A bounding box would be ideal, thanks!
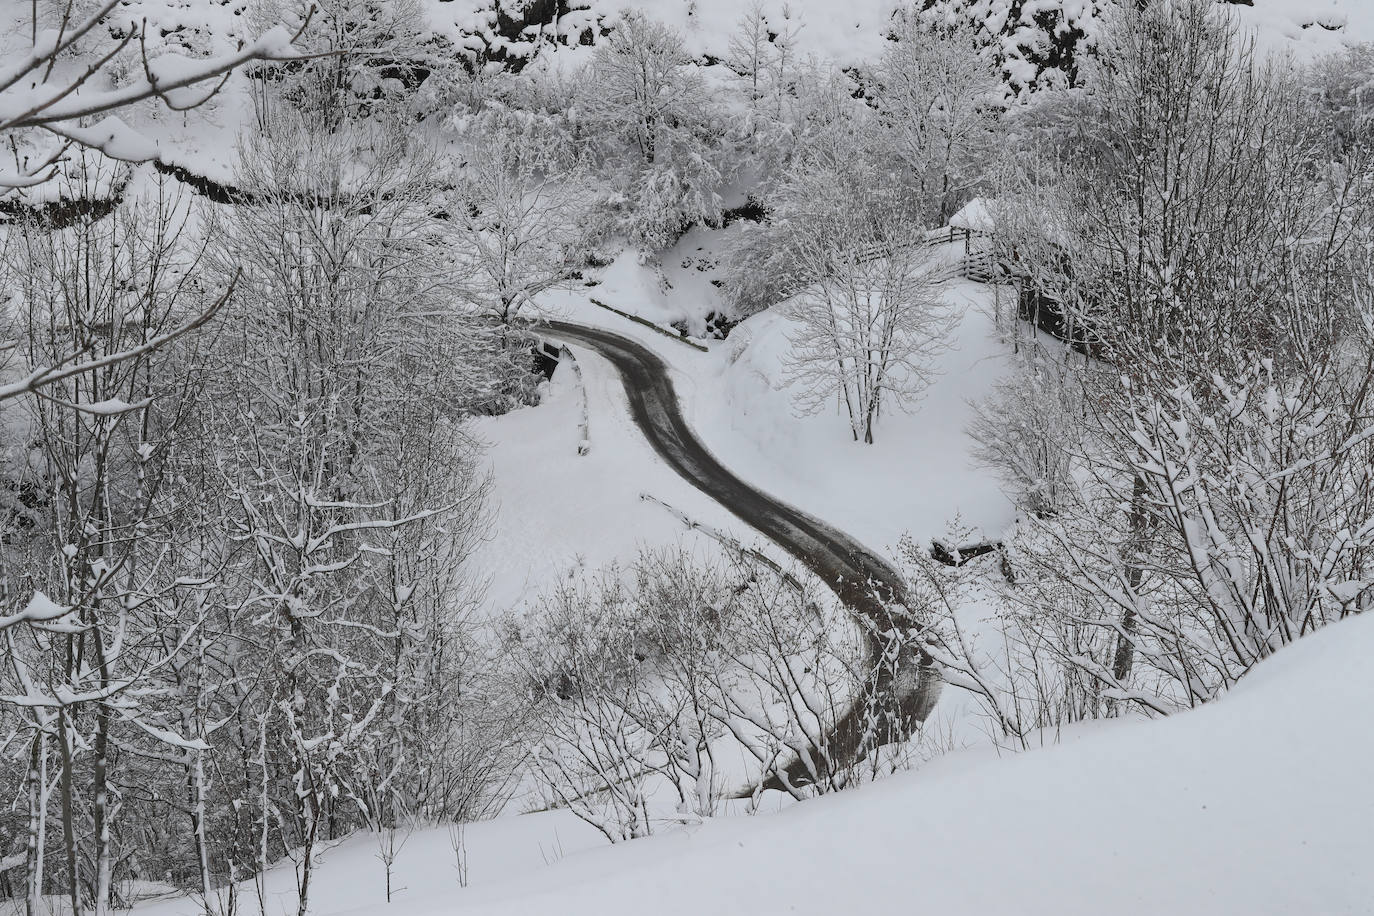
[129,611,1374,916]
[436,0,1374,90]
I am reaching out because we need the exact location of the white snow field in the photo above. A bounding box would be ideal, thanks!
[130,610,1374,916]
[470,230,1016,617]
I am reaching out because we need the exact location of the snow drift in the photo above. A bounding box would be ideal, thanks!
[134,613,1374,916]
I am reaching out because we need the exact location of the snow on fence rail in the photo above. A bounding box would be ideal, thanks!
[588,298,710,352]
[855,224,982,265]
[935,248,996,283]
[560,345,591,456]
[853,225,997,285]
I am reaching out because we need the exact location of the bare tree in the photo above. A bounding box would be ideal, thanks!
[875,13,1002,224]
[0,1,309,418]
[512,546,887,832]
[451,114,596,323]
[1026,0,1333,381]
[968,343,1084,518]
[1,178,222,916]
[725,0,801,159]
[778,153,952,444]
[191,114,497,914]
[981,0,1374,714]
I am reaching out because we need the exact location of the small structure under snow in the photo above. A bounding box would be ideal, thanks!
[949,197,995,234]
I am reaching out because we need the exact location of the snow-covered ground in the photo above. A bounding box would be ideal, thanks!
[467,332,767,615]
[129,606,1374,916]
[1239,0,1374,54]
[471,231,1015,619]
[424,0,1374,77]
[687,278,1015,556]
[10,0,1371,203]
[422,0,899,70]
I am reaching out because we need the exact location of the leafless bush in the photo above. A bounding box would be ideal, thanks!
[968,343,1085,518]
[507,546,881,838]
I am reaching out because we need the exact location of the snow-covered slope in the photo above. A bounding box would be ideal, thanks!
[131,609,1374,916]
[5,0,1368,203]
[470,230,1015,621]
[1239,0,1374,52]
[437,0,1374,93]
[687,277,1015,556]
[411,613,1374,916]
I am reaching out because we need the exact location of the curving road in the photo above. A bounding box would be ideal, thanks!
[540,320,942,791]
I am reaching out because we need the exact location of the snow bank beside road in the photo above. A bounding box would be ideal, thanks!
[439,610,1374,916]
[129,606,1373,916]
[468,339,763,616]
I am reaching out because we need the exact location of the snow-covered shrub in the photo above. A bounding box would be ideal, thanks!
[1308,43,1374,151]
[508,547,878,836]
[970,0,1374,723]
[509,552,737,840]
[1000,360,1374,716]
[719,220,790,317]
[721,66,869,316]
[968,344,1084,518]
[251,0,440,129]
[707,560,872,799]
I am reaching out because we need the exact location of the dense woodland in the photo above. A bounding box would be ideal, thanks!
[0,0,1371,913]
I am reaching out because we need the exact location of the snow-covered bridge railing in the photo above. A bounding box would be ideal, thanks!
[855,224,984,265]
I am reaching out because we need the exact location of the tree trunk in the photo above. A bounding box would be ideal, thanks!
[25,731,47,916]
[57,711,82,916]
[92,705,113,916]
[190,753,213,910]
[1112,475,1150,686]
[296,800,321,916]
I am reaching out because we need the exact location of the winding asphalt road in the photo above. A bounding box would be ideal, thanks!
[540,320,942,790]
